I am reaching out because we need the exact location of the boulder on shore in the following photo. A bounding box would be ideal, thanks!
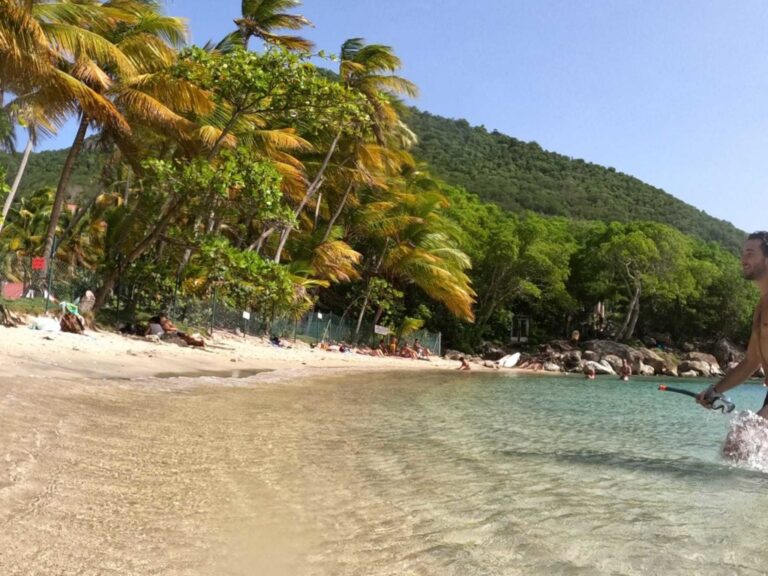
[639,363,656,376]
[585,360,615,375]
[677,360,711,377]
[683,352,723,377]
[479,341,506,361]
[637,348,665,374]
[713,338,745,367]
[602,354,624,374]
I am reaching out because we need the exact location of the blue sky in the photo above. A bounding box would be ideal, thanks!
[41,0,768,233]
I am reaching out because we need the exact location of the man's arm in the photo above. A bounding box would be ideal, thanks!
[696,329,762,407]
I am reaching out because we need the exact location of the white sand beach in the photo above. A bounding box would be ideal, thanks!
[0,323,462,382]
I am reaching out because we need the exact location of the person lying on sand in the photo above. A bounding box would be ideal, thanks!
[356,345,384,357]
[146,313,205,347]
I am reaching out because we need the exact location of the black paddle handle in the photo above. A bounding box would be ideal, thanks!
[658,385,697,398]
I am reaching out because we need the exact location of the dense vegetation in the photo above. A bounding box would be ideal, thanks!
[406,109,746,253]
[0,1,758,353]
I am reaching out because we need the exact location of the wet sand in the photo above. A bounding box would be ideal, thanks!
[0,325,476,574]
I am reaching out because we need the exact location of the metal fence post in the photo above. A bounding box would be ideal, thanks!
[210,285,218,336]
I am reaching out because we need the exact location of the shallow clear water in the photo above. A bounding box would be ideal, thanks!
[2,371,768,575]
[259,371,768,576]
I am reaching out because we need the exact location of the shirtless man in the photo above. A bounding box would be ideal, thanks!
[696,232,768,417]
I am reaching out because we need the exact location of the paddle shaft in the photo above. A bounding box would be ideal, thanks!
[658,385,698,398]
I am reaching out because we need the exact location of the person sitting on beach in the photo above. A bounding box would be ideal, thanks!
[457,356,471,371]
[388,336,398,356]
[146,313,205,347]
[399,343,418,359]
[378,340,389,355]
[270,335,286,347]
[414,338,431,359]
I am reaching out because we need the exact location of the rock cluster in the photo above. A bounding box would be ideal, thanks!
[472,337,762,378]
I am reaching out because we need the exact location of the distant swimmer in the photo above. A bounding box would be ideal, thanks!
[697,232,768,454]
[619,358,631,381]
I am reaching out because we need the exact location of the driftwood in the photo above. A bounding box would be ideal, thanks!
[0,304,21,327]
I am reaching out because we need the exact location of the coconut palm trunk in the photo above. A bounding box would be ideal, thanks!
[42,115,89,258]
[321,181,354,243]
[273,128,342,263]
[0,135,33,235]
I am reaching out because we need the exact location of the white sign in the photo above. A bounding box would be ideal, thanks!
[242,311,251,320]
[374,324,390,335]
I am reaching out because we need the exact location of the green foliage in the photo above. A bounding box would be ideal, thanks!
[366,277,404,327]
[193,237,294,313]
[174,46,373,138]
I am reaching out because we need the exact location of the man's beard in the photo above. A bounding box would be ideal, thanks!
[743,261,768,280]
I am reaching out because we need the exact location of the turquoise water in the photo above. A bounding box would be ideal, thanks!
[251,371,768,575]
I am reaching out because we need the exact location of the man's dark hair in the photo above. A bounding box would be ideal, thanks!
[747,231,768,257]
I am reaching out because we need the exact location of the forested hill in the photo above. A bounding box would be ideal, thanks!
[404,108,745,252]
[1,146,103,200]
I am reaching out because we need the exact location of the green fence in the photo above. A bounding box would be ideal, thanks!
[171,303,442,356]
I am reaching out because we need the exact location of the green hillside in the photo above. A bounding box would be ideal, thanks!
[0,146,104,200]
[404,108,745,252]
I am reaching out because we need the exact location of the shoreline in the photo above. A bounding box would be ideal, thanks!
[0,325,534,386]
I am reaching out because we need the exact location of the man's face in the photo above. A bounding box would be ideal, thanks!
[741,239,768,280]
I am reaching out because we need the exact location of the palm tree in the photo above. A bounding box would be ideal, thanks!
[28,0,202,259]
[0,0,57,95]
[271,38,417,262]
[339,38,417,143]
[233,0,313,52]
[1,0,146,257]
[350,171,475,334]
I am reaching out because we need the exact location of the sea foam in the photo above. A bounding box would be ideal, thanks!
[723,410,768,472]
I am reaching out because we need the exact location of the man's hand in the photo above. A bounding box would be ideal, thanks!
[696,384,718,409]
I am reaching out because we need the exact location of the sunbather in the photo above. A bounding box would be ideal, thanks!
[146,313,205,347]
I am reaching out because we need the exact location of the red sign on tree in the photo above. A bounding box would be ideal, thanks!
[31,257,46,271]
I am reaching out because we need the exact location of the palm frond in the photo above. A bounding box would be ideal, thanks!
[42,22,137,76]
